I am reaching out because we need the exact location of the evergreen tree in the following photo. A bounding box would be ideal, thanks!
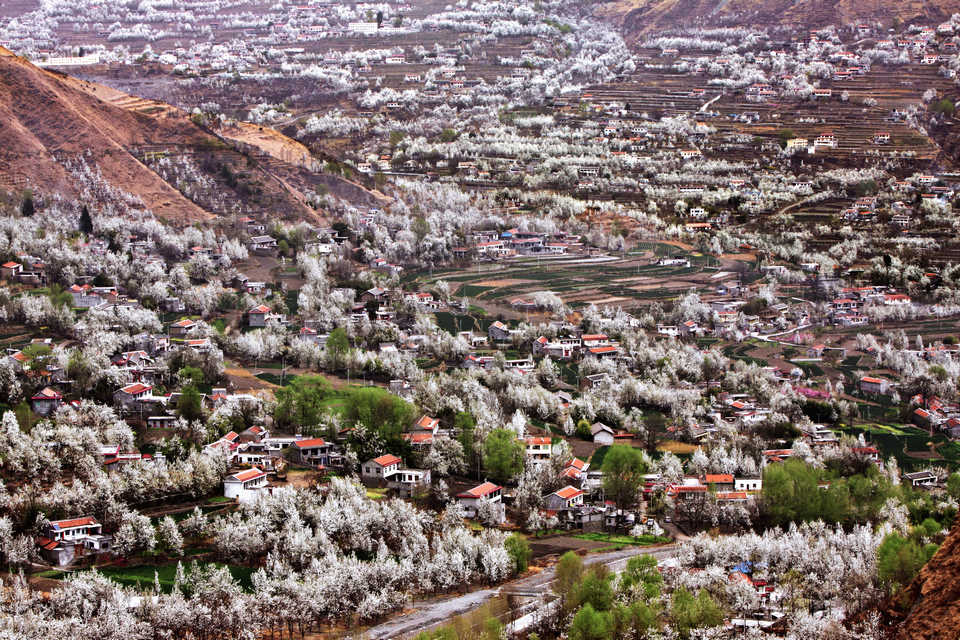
[79,205,93,234]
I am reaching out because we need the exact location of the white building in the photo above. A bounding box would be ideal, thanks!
[223,467,269,503]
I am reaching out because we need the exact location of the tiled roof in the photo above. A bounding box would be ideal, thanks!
[50,516,98,530]
[119,383,151,395]
[555,486,584,499]
[293,437,326,448]
[457,481,501,498]
[372,454,402,467]
[230,467,266,482]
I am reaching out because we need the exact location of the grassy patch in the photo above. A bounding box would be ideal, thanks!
[48,562,255,593]
[254,372,297,386]
[572,532,671,546]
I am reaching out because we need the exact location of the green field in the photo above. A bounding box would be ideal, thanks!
[571,532,672,546]
[840,424,960,471]
[39,562,255,593]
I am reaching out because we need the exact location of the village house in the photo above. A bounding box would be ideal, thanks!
[413,415,441,435]
[859,376,890,395]
[734,477,762,492]
[30,386,63,416]
[488,320,512,342]
[223,467,269,503]
[169,318,198,337]
[388,468,432,498]
[112,382,153,412]
[291,438,332,467]
[523,436,552,464]
[247,235,278,254]
[703,473,735,491]
[903,470,937,488]
[544,485,585,511]
[361,454,403,481]
[591,422,615,445]
[456,481,503,518]
[36,516,112,566]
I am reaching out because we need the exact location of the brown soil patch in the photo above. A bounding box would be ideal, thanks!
[220,120,312,165]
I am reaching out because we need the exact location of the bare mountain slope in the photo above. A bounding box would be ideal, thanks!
[0,47,214,222]
[886,517,960,640]
[595,0,960,39]
[0,48,349,225]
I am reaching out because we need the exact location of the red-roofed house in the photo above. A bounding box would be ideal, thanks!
[524,436,552,463]
[37,516,111,565]
[362,454,402,479]
[716,491,749,503]
[223,467,269,503]
[169,317,198,337]
[859,376,890,395]
[852,446,880,462]
[588,345,620,358]
[456,481,502,508]
[1,261,22,280]
[31,386,63,416]
[544,485,585,510]
[248,305,272,327]
[403,432,435,448]
[581,334,610,348]
[703,474,735,490]
[414,415,440,434]
[292,438,332,466]
[113,382,152,411]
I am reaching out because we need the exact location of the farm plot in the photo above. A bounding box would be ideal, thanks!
[416,251,723,310]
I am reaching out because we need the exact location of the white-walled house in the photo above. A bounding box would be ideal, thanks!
[223,467,269,503]
[734,477,762,492]
[543,485,585,510]
[456,481,502,516]
[388,468,432,497]
[362,454,402,480]
[37,516,112,566]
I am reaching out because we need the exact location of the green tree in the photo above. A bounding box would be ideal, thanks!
[573,564,614,612]
[575,418,592,439]
[326,327,351,369]
[947,472,960,501]
[346,386,417,445]
[619,553,663,600]
[877,533,928,592]
[568,604,612,640]
[505,533,531,574]
[612,601,660,638]
[177,366,205,386]
[67,350,96,392]
[602,445,648,510]
[79,205,93,234]
[455,411,477,463]
[482,428,524,483]
[177,384,204,423]
[670,587,723,639]
[48,284,73,309]
[20,191,34,217]
[412,216,431,242]
[554,550,584,610]
[934,98,956,117]
[274,374,333,433]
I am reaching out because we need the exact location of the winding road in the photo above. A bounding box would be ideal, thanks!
[362,543,678,639]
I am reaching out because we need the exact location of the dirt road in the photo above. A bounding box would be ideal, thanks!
[362,543,677,639]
